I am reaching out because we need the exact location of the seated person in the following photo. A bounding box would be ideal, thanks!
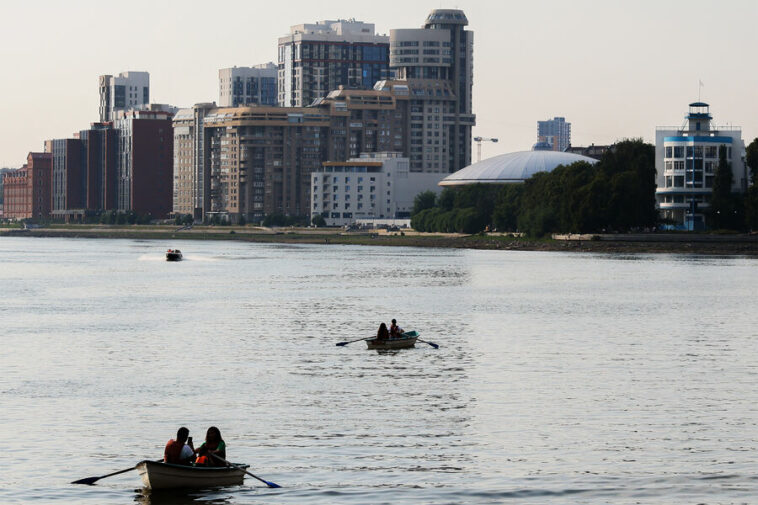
[389,319,403,338]
[376,323,389,341]
[195,426,226,466]
[164,427,195,465]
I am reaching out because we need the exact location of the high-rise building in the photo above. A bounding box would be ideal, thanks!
[99,71,150,122]
[278,19,389,107]
[114,108,174,218]
[537,117,571,152]
[655,102,746,230]
[2,153,52,220]
[173,103,215,219]
[219,64,278,107]
[50,138,86,219]
[79,123,119,211]
[388,9,475,173]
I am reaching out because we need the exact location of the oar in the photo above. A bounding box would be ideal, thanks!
[335,336,371,346]
[71,464,138,485]
[415,337,439,349]
[209,453,281,488]
[72,458,165,485]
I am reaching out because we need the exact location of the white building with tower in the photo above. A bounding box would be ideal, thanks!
[99,71,150,122]
[655,102,746,230]
[311,152,443,226]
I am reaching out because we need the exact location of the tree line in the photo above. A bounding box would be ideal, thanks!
[412,139,658,236]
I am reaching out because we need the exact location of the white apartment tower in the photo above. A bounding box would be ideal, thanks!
[99,71,150,122]
[655,102,746,230]
[219,64,278,107]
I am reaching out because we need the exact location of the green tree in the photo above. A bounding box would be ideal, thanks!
[710,144,737,229]
[411,191,437,217]
[745,137,758,183]
[492,184,523,232]
[311,214,326,227]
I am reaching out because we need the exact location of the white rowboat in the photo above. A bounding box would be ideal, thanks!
[136,460,248,489]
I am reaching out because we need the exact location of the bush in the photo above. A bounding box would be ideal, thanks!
[311,214,327,227]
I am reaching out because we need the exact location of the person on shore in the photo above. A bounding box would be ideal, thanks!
[164,427,195,465]
[194,426,227,466]
[389,319,403,338]
[377,323,389,341]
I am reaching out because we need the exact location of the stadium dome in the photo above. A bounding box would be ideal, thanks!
[439,150,598,186]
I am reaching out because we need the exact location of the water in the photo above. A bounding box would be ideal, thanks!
[1,236,757,504]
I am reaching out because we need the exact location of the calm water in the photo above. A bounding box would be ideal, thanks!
[1,236,757,504]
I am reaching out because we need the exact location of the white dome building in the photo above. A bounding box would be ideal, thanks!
[439,150,598,186]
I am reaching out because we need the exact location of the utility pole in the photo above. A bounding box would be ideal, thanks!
[473,136,498,162]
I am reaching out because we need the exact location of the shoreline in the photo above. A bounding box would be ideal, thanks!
[3,225,758,255]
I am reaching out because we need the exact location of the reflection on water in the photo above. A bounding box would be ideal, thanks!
[1,237,757,504]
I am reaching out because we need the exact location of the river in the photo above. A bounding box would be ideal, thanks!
[1,236,756,504]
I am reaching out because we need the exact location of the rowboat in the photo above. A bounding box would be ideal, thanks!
[136,460,248,489]
[166,249,183,261]
[366,330,419,350]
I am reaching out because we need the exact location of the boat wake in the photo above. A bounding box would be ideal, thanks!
[137,254,165,262]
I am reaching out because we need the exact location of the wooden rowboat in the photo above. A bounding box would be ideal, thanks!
[136,460,248,489]
[366,331,419,350]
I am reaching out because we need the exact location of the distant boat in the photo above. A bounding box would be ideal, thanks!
[366,330,419,350]
[136,460,248,489]
[166,249,183,261]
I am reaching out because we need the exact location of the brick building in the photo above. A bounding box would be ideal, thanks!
[2,153,52,220]
[115,109,173,218]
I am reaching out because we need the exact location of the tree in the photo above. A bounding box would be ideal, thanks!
[311,214,326,227]
[710,144,737,229]
[411,191,437,217]
[746,138,758,183]
[744,185,758,231]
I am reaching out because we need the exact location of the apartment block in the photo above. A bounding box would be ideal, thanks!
[311,152,443,226]
[99,71,150,122]
[219,64,278,107]
[537,117,571,152]
[114,109,174,218]
[2,153,52,220]
[51,138,86,219]
[388,9,475,173]
[278,19,389,107]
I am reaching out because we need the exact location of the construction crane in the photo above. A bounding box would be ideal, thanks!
[473,136,498,162]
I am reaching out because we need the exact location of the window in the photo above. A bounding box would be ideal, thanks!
[665,146,672,158]
[674,146,684,158]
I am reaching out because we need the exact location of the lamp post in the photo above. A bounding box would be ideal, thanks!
[473,136,498,162]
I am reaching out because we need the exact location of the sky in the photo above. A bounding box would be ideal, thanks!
[1,0,757,167]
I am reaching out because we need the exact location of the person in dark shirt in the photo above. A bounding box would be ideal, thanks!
[376,323,389,341]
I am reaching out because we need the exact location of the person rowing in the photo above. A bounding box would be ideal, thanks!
[194,426,227,466]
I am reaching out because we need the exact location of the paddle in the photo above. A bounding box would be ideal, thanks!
[71,464,138,485]
[415,337,439,349]
[209,453,281,488]
[335,336,371,346]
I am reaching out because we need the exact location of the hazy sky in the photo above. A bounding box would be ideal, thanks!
[1,0,756,167]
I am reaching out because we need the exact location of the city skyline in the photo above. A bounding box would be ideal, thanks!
[1,0,757,168]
